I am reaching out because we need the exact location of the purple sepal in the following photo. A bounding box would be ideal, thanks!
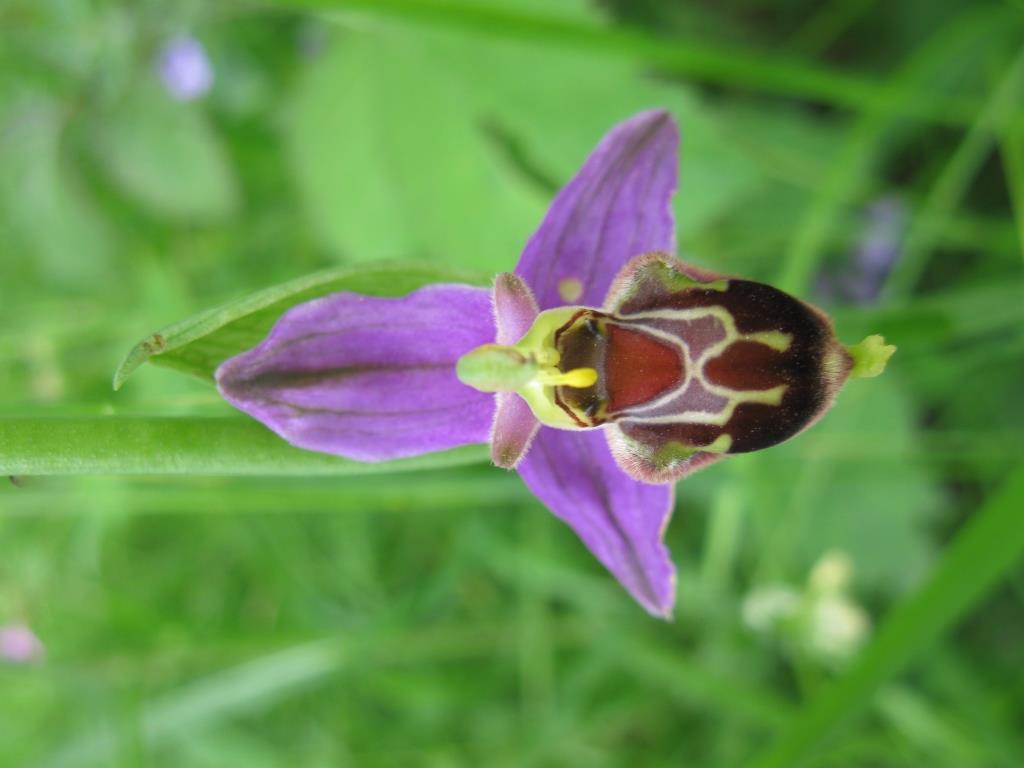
[492,272,539,345]
[516,429,677,618]
[216,285,496,461]
[488,272,541,468]
[515,110,678,312]
[490,392,540,469]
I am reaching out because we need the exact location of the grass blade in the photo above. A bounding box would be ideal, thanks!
[1000,113,1024,260]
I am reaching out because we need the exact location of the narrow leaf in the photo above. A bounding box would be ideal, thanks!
[1000,108,1024,260]
[91,82,238,220]
[113,263,483,389]
[288,28,545,272]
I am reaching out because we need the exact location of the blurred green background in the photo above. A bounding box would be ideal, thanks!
[2,0,1023,765]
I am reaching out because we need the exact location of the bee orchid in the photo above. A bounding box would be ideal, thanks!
[216,110,893,617]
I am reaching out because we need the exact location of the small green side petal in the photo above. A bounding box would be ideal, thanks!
[846,335,896,379]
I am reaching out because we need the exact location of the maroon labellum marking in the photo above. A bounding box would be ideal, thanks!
[604,324,684,412]
[593,252,854,483]
[703,340,787,391]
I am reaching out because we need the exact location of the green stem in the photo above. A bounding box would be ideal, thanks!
[0,417,487,476]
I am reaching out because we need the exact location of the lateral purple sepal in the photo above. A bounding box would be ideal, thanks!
[515,110,679,311]
[493,272,539,345]
[489,272,542,468]
[490,392,540,469]
[215,284,496,461]
[516,428,677,618]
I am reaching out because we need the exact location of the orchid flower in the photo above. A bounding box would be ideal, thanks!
[216,111,893,617]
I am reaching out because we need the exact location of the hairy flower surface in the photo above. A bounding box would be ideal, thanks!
[217,111,892,617]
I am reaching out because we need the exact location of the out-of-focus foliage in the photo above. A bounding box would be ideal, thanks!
[1,0,1022,766]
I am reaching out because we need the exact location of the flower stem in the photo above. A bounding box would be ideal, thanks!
[0,417,487,476]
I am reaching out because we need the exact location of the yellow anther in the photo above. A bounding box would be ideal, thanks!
[537,367,598,388]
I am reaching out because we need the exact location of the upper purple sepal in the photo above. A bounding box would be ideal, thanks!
[216,284,496,461]
[489,273,542,468]
[515,109,679,312]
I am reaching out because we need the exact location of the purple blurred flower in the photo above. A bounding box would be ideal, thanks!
[818,197,905,305]
[218,112,886,617]
[0,623,44,664]
[851,197,905,303]
[156,35,213,101]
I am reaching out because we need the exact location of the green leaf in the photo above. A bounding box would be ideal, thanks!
[277,0,1005,127]
[420,21,760,237]
[90,81,238,220]
[289,10,760,266]
[748,466,1024,768]
[288,29,546,271]
[113,262,484,389]
[0,95,111,285]
[748,378,941,593]
[0,417,487,476]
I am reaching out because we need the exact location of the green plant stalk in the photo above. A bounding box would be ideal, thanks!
[0,417,488,476]
[747,466,1024,768]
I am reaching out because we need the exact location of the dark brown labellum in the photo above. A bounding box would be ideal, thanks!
[553,253,853,483]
